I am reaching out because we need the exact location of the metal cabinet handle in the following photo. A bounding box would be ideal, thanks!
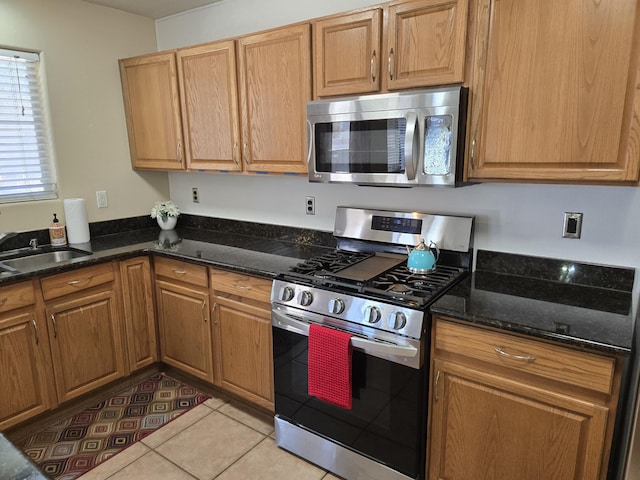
[434,370,441,401]
[233,143,239,165]
[177,140,183,164]
[371,50,377,82]
[388,47,394,80]
[67,275,93,287]
[470,137,476,169]
[243,143,249,167]
[212,302,218,325]
[0,297,7,307]
[172,269,187,275]
[236,284,251,290]
[201,300,206,323]
[494,346,536,362]
[31,319,39,345]
[50,314,58,338]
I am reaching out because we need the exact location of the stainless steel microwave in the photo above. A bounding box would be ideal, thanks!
[307,86,468,187]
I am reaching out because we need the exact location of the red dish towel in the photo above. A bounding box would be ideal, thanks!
[308,323,353,409]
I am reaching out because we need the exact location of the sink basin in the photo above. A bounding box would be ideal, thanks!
[0,246,93,272]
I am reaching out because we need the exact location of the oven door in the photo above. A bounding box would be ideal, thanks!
[272,304,428,480]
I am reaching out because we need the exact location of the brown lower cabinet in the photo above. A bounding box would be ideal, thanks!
[427,317,623,480]
[42,263,127,404]
[0,280,56,430]
[120,257,157,371]
[154,257,214,383]
[210,269,274,410]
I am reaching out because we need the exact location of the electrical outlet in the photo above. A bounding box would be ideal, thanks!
[96,190,108,208]
[562,212,583,238]
[305,196,315,215]
[192,187,199,203]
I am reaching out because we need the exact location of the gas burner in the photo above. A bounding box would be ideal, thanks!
[387,284,414,295]
[290,251,371,275]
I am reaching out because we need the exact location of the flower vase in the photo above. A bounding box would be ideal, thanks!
[157,216,177,230]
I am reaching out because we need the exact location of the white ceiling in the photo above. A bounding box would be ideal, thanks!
[81,0,221,19]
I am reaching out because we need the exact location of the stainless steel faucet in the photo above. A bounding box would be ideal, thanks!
[0,232,17,246]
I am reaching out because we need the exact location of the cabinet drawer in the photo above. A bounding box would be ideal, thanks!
[434,319,616,395]
[155,256,208,287]
[210,268,271,303]
[0,281,36,313]
[41,263,115,300]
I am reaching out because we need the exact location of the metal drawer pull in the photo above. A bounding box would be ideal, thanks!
[494,346,536,362]
[31,319,39,345]
[201,300,206,323]
[236,284,251,290]
[388,48,394,80]
[67,275,93,287]
[0,297,7,307]
[434,370,441,401]
[51,314,58,338]
[172,269,187,275]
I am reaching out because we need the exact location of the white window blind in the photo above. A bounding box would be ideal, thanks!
[0,48,57,203]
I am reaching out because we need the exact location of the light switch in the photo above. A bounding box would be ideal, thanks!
[96,190,108,208]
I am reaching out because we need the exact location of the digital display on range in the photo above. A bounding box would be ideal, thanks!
[371,215,422,234]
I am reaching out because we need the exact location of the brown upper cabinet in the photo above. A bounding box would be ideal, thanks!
[120,24,310,174]
[312,0,468,98]
[177,41,242,172]
[237,24,311,174]
[119,53,185,170]
[465,0,640,184]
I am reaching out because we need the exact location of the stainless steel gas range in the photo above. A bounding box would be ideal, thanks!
[271,206,474,480]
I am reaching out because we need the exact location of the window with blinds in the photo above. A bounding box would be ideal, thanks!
[0,48,57,203]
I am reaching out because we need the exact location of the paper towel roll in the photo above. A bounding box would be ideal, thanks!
[63,198,90,244]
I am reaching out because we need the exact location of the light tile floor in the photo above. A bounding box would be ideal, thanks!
[78,391,342,480]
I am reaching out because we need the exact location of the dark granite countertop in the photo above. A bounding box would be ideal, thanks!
[431,250,635,355]
[0,219,334,286]
[0,433,47,480]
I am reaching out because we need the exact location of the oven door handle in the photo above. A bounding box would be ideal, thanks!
[272,306,420,361]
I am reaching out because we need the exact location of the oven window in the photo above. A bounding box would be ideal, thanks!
[314,119,407,174]
[273,327,426,478]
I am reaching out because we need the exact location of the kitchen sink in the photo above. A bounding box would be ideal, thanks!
[0,245,93,273]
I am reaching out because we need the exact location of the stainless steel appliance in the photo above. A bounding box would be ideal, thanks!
[271,206,474,480]
[306,86,468,187]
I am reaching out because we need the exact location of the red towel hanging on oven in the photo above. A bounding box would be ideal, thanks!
[308,323,353,409]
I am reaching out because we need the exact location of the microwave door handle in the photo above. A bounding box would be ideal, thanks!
[306,120,313,168]
[404,112,419,180]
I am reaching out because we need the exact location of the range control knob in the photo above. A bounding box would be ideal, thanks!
[279,286,295,302]
[328,298,345,314]
[364,306,381,324]
[388,311,407,330]
[299,290,314,306]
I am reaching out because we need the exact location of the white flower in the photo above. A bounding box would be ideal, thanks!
[150,201,180,222]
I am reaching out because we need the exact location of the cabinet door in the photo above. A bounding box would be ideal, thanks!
[428,359,609,480]
[156,279,213,382]
[47,289,126,403]
[119,52,185,170]
[212,296,273,410]
[238,24,311,174]
[177,41,242,171]
[120,257,157,372]
[313,9,382,97]
[466,0,640,183]
[0,310,55,430]
[383,0,467,90]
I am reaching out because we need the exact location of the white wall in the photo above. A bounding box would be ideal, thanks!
[0,0,169,233]
[158,0,640,316]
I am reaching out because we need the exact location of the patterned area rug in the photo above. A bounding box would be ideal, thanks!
[18,373,210,480]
